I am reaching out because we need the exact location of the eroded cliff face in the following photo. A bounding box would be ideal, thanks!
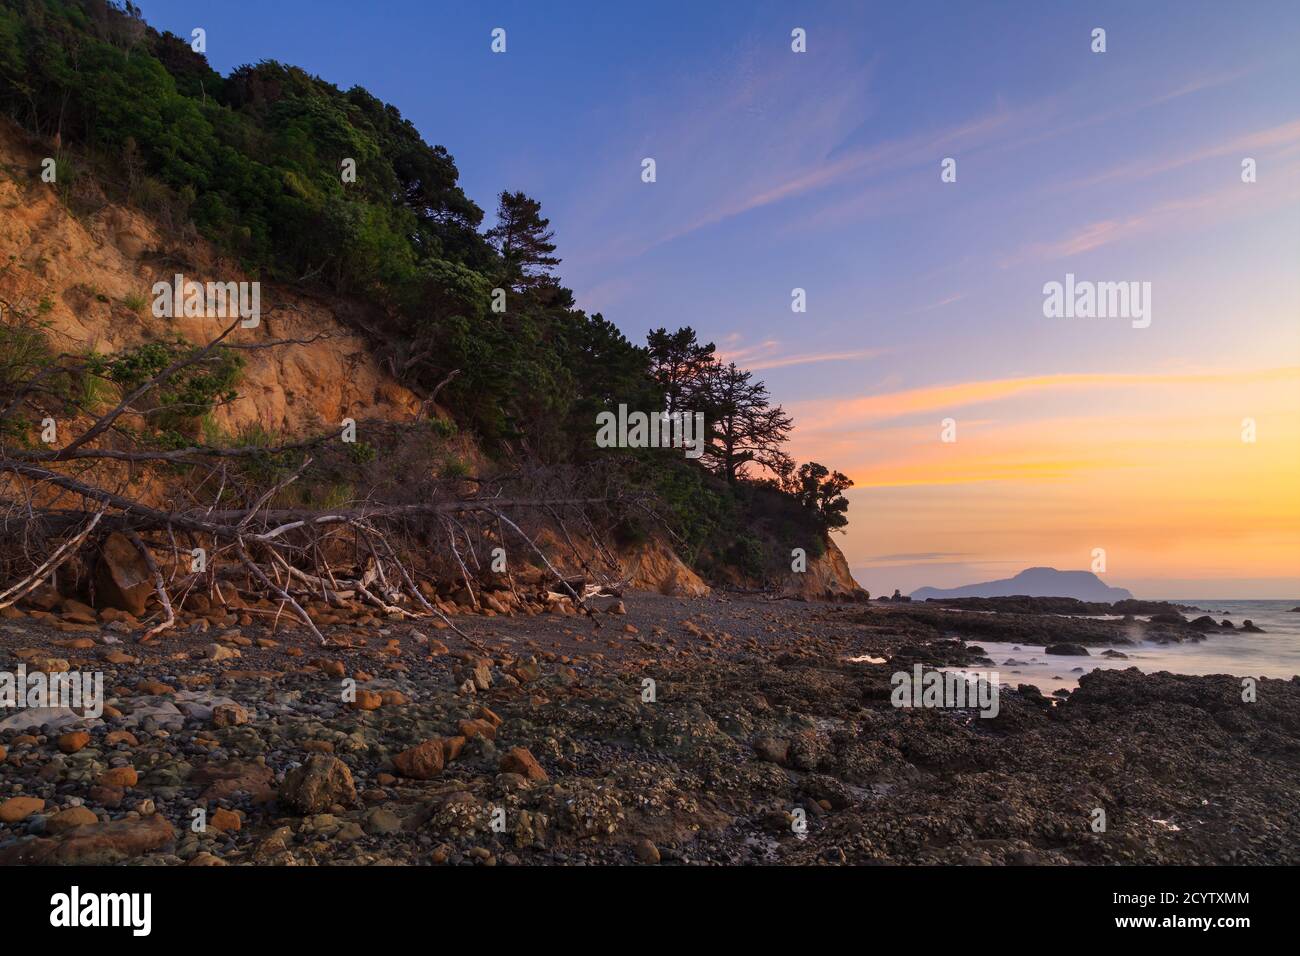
[620,536,711,597]
[526,529,710,598]
[0,119,855,603]
[0,120,421,437]
[779,537,870,602]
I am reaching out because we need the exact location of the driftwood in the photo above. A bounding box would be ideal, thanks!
[0,308,634,644]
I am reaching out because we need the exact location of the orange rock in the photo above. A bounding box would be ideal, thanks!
[54,637,96,649]
[393,739,445,780]
[212,703,249,727]
[0,796,45,822]
[379,690,408,706]
[135,680,175,695]
[279,755,356,814]
[57,731,91,754]
[98,766,139,788]
[46,806,98,834]
[499,747,548,783]
[302,740,335,753]
[209,808,242,832]
[442,736,467,762]
[350,689,382,711]
[315,659,344,678]
[457,718,496,741]
[59,600,98,625]
[186,852,227,866]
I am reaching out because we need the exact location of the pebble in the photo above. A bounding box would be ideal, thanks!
[0,796,45,822]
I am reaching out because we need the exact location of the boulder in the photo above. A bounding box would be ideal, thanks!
[0,796,44,823]
[1045,643,1090,656]
[280,755,356,813]
[753,736,790,765]
[211,703,249,728]
[499,747,548,782]
[45,805,99,834]
[393,739,445,780]
[94,532,153,615]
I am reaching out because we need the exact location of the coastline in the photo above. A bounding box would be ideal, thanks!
[1,591,1297,866]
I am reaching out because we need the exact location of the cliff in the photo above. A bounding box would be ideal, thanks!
[0,119,422,436]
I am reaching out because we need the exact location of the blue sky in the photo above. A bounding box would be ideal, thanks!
[138,1,1300,597]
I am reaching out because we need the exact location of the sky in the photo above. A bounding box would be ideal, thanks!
[138,1,1300,599]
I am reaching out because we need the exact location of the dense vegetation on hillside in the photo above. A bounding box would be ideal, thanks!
[0,0,854,583]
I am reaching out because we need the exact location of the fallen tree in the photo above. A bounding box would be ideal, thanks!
[0,309,642,645]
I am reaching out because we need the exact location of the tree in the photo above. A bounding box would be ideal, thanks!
[701,361,793,484]
[485,190,560,293]
[784,461,853,531]
[646,326,716,414]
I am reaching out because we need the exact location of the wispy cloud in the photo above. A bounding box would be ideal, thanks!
[717,336,884,372]
[864,552,972,562]
[1000,165,1300,266]
[1060,118,1300,192]
[792,367,1300,432]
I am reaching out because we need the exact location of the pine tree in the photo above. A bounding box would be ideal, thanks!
[646,326,716,414]
[701,361,793,484]
[485,190,560,293]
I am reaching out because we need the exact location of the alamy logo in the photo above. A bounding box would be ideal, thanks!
[0,666,103,718]
[890,665,1000,718]
[152,273,261,328]
[595,405,705,459]
[1042,273,1151,329]
[50,886,151,936]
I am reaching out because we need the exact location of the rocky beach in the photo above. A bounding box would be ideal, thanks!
[2,590,1296,867]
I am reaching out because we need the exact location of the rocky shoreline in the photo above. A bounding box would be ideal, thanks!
[1,592,1297,866]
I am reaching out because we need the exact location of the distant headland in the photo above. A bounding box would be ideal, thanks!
[910,567,1133,602]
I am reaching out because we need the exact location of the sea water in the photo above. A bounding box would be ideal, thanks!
[946,599,1300,694]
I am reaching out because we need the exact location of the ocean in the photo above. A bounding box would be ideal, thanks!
[950,599,1300,693]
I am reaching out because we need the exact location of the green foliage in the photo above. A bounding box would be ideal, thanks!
[0,311,56,441]
[85,339,243,437]
[0,0,859,584]
[782,461,854,532]
[727,532,767,578]
[346,441,376,465]
[647,456,730,562]
[439,455,470,479]
[428,417,457,440]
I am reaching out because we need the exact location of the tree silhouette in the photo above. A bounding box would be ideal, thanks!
[701,361,793,484]
[485,190,560,293]
[646,326,716,414]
